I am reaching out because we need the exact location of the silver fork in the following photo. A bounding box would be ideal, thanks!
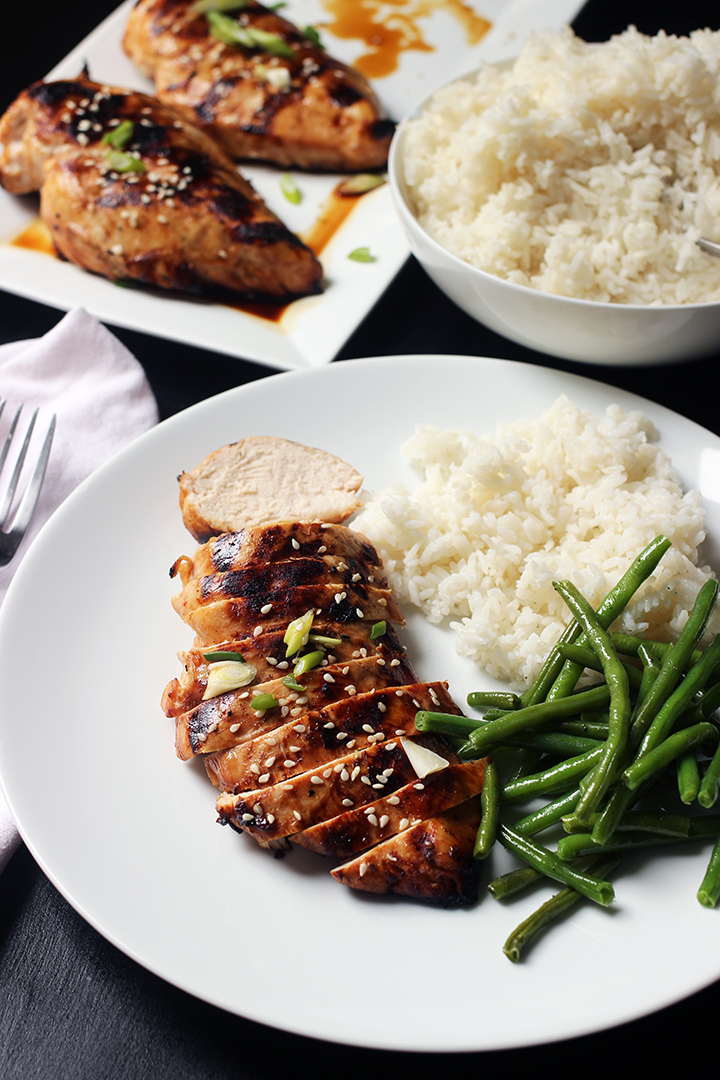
[0,401,56,568]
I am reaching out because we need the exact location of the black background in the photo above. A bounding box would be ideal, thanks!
[2,1,720,1076]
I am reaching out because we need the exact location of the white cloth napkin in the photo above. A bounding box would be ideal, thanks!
[0,307,159,871]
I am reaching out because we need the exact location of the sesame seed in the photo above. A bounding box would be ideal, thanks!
[76,133,89,145]
[351,767,361,781]
[310,775,323,785]
[250,763,260,774]
[218,249,228,259]
[367,814,378,827]
[337,731,348,740]
[197,732,207,743]
[293,724,306,733]
[283,759,295,768]
[399,818,409,830]
[363,806,376,815]
[293,810,302,821]
[345,685,357,696]
[267,657,278,666]
[259,773,270,783]
[362,725,375,734]
[318,545,326,553]
[390,659,401,667]
[323,768,332,778]
[260,603,272,614]
[323,673,335,683]
[109,243,123,255]
[356,609,364,618]
[387,795,400,805]
[377,702,387,713]
[414,783,425,790]
[324,721,335,729]
[253,625,263,636]
[291,538,300,550]
[359,862,368,877]
[347,740,356,749]
[267,813,275,823]
[376,658,386,666]
[340,769,349,781]
[277,661,289,670]
[157,214,168,224]
[229,723,240,733]
[342,798,353,807]
[386,742,397,750]
[242,813,254,822]
[351,573,361,582]
[361,776,371,786]
[288,745,301,753]
[265,756,276,767]
[379,815,389,828]
[378,598,387,607]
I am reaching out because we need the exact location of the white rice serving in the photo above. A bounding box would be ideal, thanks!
[353,396,716,689]
[402,26,720,304]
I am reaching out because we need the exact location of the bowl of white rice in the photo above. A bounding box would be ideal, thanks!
[389,25,720,365]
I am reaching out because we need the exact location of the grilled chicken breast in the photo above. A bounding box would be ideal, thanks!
[0,74,322,299]
[164,520,487,906]
[123,0,394,171]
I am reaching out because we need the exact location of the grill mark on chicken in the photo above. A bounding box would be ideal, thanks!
[162,621,410,717]
[205,680,458,792]
[163,519,486,904]
[123,0,395,170]
[172,523,385,578]
[0,75,323,299]
[216,736,453,841]
[331,802,482,906]
[176,652,416,758]
[295,758,487,858]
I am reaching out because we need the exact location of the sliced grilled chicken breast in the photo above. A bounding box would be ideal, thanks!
[331,802,483,906]
[0,74,322,299]
[164,516,487,905]
[123,0,394,170]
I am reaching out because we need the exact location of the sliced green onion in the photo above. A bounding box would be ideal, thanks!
[282,674,306,692]
[192,0,249,11]
[336,174,385,197]
[202,650,245,662]
[207,11,255,45]
[370,621,386,640]
[101,120,135,149]
[248,27,295,57]
[293,650,324,676]
[202,660,256,700]
[303,24,323,47]
[251,693,278,711]
[284,609,315,657]
[280,172,301,204]
[348,246,376,262]
[105,150,146,174]
[308,634,342,647]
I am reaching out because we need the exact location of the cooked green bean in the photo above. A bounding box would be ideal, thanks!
[558,643,643,690]
[487,865,543,900]
[629,578,719,747]
[458,684,611,758]
[698,838,720,907]
[414,710,481,739]
[677,749,701,804]
[498,825,615,905]
[500,731,602,757]
[502,745,604,802]
[474,761,499,859]
[514,788,581,836]
[467,691,522,711]
[699,741,720,808]
[623,722,719,791]
[502,854,622,963]
[553,580,631,829]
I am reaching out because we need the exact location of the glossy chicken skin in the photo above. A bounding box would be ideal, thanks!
[164,520,486,904]
[0,75,322,299]
[123,0,394,171]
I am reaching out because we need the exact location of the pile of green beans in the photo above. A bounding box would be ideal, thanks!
[414,536,720,962]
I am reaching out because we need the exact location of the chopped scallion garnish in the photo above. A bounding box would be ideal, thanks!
[251,693,279,711]
[293,650,324,676]
[348,246,376,262]
[207,12,294,57]
[308,634,342,647]
[336,174,386,196]
[280,172,301,204]
[191,0,249,12]
[202,650,245,662]
[370,620,387,640]
[282,675,305,692]
[302,25,323,47]
[284,609,315,657]
[101,120,135,149]
[105,150,147,174]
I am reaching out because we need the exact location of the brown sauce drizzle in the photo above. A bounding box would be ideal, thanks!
[319,0,491,79]
[10,218,55,256]
[9,184,372,326]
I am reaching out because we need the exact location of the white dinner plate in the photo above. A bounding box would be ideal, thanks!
[2,355,720,1052]
[0,0,585,370]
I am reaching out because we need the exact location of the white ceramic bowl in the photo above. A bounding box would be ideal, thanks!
[388,79,720,366]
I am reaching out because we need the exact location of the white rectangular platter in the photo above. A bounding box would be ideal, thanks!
[0,0,585,368]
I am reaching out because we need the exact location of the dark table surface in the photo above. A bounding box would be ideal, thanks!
[2,1,720,1076]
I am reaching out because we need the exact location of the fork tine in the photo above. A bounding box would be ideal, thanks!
[0,403,24,495]
[4,413,56,545]
[0,406,37,527]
